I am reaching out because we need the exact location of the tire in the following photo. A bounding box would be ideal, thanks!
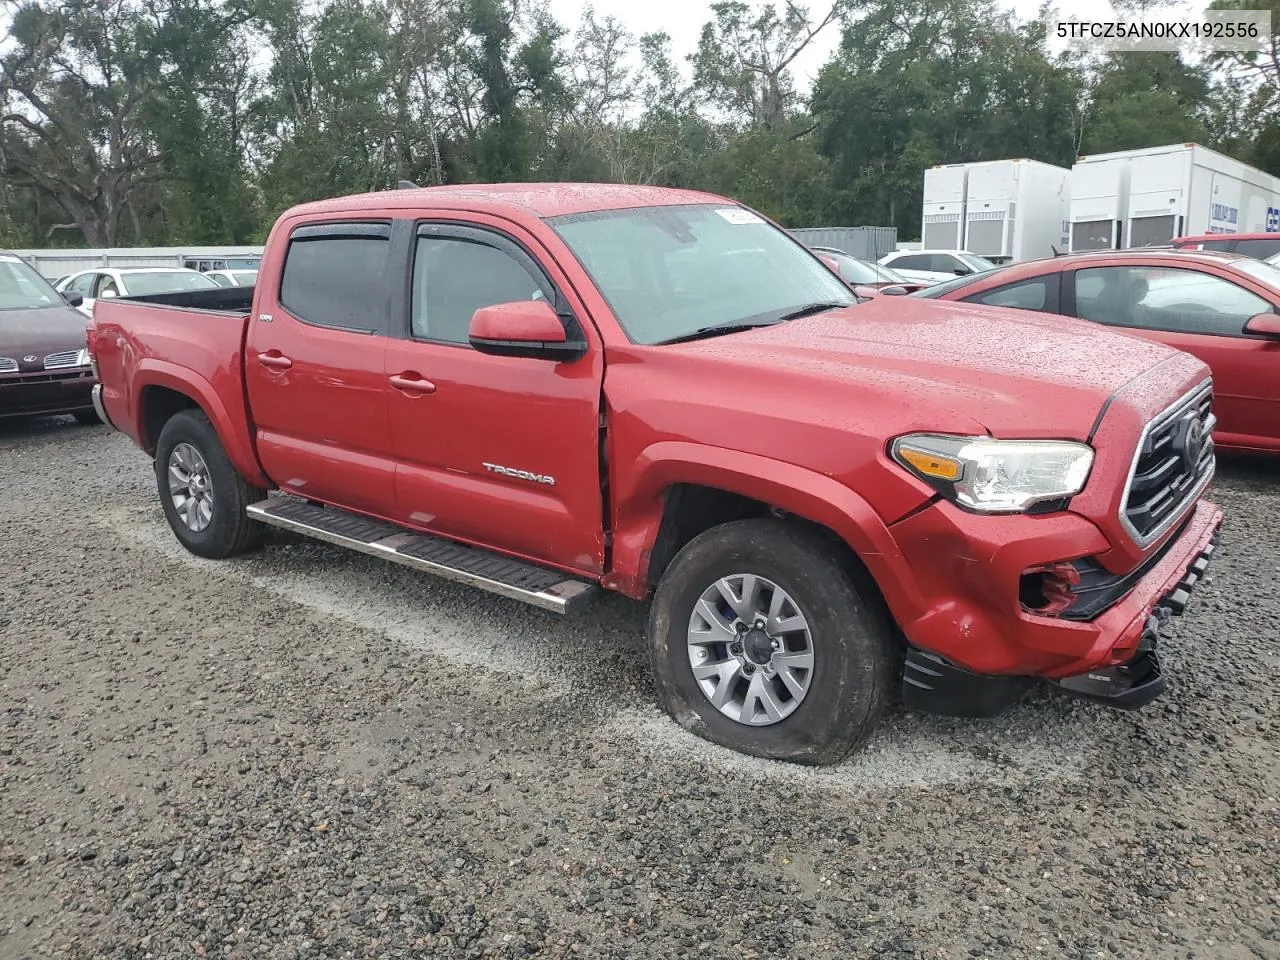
[154,409,266,559]
[648,518,895,766]
[73,409,103,426]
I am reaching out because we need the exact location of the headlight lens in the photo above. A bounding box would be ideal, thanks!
[891,434,1094,513]
[75,348,90,367]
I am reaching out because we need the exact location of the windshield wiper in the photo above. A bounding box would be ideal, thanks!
[657,320,781,345]
[775,301,850,322]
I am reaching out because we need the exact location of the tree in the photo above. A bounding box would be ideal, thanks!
[1,0,167,244]
[692,0,844,129]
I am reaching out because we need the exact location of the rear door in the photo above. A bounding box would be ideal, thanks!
[245,219,401,517]
[1066,263,1280,450]
[383,217,606,573]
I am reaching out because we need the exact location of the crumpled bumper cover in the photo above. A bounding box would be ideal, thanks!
[898,500,1223,717]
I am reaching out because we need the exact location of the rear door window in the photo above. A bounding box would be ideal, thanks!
[890,254,931,270]
[278,223,393,333]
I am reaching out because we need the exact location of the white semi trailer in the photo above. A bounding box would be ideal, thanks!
[920,164,968,249]
[1123,143,1280,246]
[1068,153,1133,251]
[961,158,1071,262]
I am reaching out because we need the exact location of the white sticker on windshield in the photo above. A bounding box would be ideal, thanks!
[715,207,764,225]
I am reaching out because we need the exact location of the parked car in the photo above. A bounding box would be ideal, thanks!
[877,249,998,284]
[0,251,100,424]
[1172,232,1280,259]
[91,184,1221,765]
[205,269,259,287]
[55,267,219,318]
[183,256,262,272]
[808,246,924,292]
[916,248,1280,453]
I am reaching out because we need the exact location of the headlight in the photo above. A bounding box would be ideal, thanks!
[891,434,1094,513]
[75,348,90,367]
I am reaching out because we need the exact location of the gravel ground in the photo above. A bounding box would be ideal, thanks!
[1,417,1277,960]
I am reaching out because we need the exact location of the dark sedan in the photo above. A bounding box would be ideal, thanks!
[0,253,101,424]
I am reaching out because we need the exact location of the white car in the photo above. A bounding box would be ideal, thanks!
[54,267,219,317]
[205,268,259,287]
[877,249,998,285]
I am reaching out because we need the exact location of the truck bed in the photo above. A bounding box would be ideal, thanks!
[115,285,256,314]
[92,291,263,484]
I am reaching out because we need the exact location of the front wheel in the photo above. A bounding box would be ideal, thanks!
[648,518,895,766]
[154,409,266,559]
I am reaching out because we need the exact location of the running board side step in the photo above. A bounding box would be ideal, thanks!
[245,497,597,614]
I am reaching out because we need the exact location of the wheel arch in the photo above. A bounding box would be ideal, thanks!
[607,441,927,627]
[132,361,269,487]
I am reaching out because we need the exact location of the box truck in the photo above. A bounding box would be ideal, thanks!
[1123,143,1280,247]
[961,159,1071,262]
[1068,153,1133,251]
[920,164,967,249]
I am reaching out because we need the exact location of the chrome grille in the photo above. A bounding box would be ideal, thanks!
[1120,380,1215,547]
[43,349,83,370]
[0,357,17,374]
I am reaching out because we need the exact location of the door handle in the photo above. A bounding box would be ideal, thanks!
[389,373,436,395]
[258,352,293,370]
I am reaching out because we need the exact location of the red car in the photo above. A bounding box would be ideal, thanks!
[91,184,1222,764]
[918,249,1280,453]
[1172,232,1280,259]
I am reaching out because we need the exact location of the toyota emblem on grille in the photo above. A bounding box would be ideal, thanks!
[1176,414,1205,473]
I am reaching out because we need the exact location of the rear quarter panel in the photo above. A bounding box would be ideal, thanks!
[93,299,267,486]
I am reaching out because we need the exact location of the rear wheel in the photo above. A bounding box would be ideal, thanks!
[648,518,894,766]
[154,409,265,559]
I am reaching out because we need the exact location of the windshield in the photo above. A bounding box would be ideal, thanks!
[0,257,63,311]
[960,253,997,271]
[909,266,1006,298]
[1231,256,1280,290]
[124,271,220,296]
[225,258,261,270]
[549,204,856,344]
[231,271,258,286]
[824,251,908,285]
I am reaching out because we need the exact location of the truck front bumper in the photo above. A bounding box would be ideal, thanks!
[889,498,1223,716]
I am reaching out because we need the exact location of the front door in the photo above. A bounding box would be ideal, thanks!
[384,220,606,573]
[245,220,401,517]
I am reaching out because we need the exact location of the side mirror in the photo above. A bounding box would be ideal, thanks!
[817,254,840,274]
[953,268,970,276]
[850,284,881,299]
[1244,312,1280,339]
[469,300,586,361]
[879,285,911,296]
[99,288,118,299]
[63,291,84,307]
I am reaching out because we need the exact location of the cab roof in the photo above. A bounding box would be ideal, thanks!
[286,182,732,221]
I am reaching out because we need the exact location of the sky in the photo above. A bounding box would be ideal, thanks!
[543,0,1209,91]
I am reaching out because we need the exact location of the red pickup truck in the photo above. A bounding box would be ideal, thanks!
[90,183,1224,765]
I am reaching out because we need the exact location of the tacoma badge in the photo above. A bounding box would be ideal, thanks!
[483,462,556,486]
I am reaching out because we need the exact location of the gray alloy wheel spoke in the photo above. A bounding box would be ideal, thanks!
[168,442,214,533]
[686,574,814,728]
[689,598,737,644]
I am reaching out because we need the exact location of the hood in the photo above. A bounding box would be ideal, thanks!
[669,296,1182,440]
[0,305,90,371]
